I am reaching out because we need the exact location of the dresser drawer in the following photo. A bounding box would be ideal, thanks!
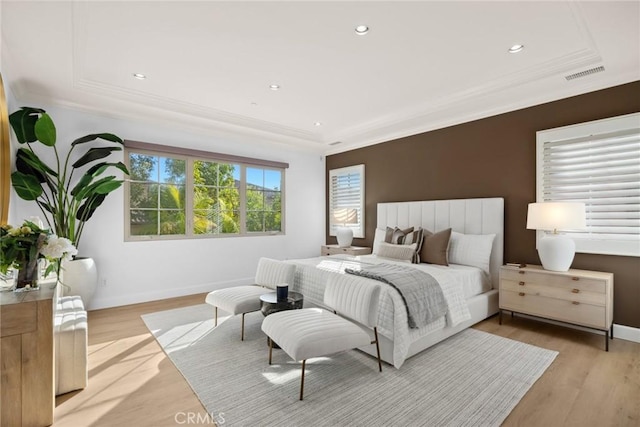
[501,269,606,293]
[500,279,606,306]
[500,290,606,329]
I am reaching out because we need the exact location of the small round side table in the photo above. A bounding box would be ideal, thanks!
[260,291,304,317]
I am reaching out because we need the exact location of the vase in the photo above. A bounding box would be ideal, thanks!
[15,257,40,292]
[61,257,98,307]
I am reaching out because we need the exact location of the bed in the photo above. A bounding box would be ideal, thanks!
[287,197,504,369]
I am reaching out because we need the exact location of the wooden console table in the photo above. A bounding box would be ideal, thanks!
[1,286,55,426]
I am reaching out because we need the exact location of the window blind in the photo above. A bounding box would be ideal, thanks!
[329,165,365,238]
[537,113,640,256]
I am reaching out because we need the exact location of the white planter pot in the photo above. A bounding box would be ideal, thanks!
[62,257,98,307]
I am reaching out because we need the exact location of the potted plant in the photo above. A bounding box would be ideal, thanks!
[8,107,129,303]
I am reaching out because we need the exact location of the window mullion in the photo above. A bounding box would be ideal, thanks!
[185,159,194,237]
[239,165,246,234]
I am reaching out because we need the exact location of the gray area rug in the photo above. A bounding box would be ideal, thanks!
[142,304,557,427]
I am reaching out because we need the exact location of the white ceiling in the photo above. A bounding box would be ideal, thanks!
[2,1,639,154]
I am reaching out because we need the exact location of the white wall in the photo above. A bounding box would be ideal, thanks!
[9,104,326,309]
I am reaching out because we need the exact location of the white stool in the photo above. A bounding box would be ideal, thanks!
[205,258,296,340]
[262,276,382,400]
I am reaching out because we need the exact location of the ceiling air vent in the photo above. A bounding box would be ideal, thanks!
[565,66,605,81]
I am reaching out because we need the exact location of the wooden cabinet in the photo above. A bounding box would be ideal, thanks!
[321,245,372,256]
[499,265,614,350]
[1,287,55,426]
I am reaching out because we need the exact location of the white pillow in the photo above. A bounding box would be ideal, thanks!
[372,228,386,255]
[448,232,495,274]
[375,242,417,262]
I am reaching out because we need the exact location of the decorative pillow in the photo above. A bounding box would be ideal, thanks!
[420,228,452,266]
[399,228,424,263]
[384,226,414,244]
[448,231,495,274]
[375,242,417,262]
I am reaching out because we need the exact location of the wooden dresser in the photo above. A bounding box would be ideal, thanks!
[499,264,614,351]
[321,245,372,256]
[1,286,55,426]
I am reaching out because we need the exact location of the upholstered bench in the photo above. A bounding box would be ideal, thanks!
[262,276,382,400]
[54,295,88,395]
[205,258,296,340]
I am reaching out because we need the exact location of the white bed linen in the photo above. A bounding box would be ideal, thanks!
[286,254,473,368]
[359,255,491,298]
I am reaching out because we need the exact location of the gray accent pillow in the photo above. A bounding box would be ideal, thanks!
[384,226,414,244]
[400,228,424,264]
[420,228,452,266]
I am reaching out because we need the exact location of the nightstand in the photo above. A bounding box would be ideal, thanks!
[321,245,372,256]
[499,265,614,350]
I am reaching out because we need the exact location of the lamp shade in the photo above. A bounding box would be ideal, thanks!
[526,202,586,232]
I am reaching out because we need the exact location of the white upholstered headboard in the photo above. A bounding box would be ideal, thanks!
[377,197,504,289]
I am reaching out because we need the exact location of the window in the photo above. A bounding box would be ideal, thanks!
[329,164,365,238]
[125,141,286,240]
[536,113,640,257]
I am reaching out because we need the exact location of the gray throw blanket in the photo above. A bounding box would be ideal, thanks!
[345,263,447,329]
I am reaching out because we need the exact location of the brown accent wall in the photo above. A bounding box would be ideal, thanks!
[326,81,640,328]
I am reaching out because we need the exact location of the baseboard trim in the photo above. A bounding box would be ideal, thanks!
[613,324,640,344]
[88,277,253,310]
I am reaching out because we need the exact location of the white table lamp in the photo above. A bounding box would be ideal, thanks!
[527,202,586,272]
[332,208,358,247]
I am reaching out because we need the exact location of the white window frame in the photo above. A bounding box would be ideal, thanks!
[329,164,365,239]
[124,141,287,241]
[536,112,640,257]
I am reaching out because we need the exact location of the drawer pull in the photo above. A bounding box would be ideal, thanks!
[518,292,525,296]
[572,277,580,281]
[572,301,580,305]
[518,271,525,275]
[519,281,525,286]
[572,289,580,294]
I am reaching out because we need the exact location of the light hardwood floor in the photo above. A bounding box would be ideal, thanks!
[53,294,640,426]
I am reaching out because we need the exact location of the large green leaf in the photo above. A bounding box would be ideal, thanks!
[70,172,95,197]
[16,154,46,183]
[87,161,129,176]
[11,171,43,200]
[72,133,123,146]
[74,175,119,200]
[34,113,57,146]
[71,162,129,197]
[72,147,122,168]
[16,148,58,177]
[8,108,42,144]
[76,193,107,222]
[94,179,123,195]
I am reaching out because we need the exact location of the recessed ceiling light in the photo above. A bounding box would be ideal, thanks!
[251,102,258,106]
[508,44,524,54]
[133,73,147,80]
[355,25,369,35]
[314,122,322,127]
[269,84,280,90]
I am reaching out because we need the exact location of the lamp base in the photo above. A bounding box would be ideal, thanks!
[538,233,576,272]
[336,227,354,248]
